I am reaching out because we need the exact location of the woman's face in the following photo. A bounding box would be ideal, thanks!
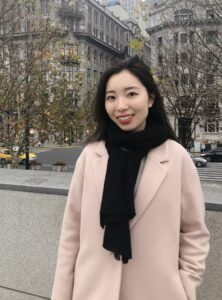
[105,70,153,132]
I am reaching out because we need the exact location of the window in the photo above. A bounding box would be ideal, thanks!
[111,23,115,37]
[157,36,162,47]
[40,0,49,15]
[63,66,74,82]
[116,27,120,40]
[26,3,32,14]
[175,53,179,64]
[93,50,97,64]
[15,21,21,33]
[64,44,74,55]
[100,54,104,67]
[74,44,78,55]
[204,119,219,132]
[181,73,189,85]
[93,28,98,37]
[205,74,214,84]
[26,20,31,32]
[206,31,218,44]
[206,52,214,63]
[174,9,193,22]
[106,56,109,67]
[87,68,91,84]
[100,31,104,41]
[190,31,194,43]
[87,23,92,33]
[93,70,98,84]
[26,2,36,14]
[158,55,162,65]
[100,15,104,29]
[67,90,74,106]
[88,6,92,20]
[174,80,179,89]
[181,33,187,44]
[178,96,190,109]
[204,101,219,132]
[106,20,110,32]
[206,9,215,19]
[174,33,178,44]
[87,47,91,61]
[94,11,98,24]
[180,52,188,63]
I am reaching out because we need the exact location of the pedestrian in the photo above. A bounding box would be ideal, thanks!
[51,57,209,300]
[201,143,206,153]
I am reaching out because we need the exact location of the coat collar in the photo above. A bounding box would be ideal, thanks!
[92,140,170,229]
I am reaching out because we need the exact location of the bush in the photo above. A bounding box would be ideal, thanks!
[52,161,66,166]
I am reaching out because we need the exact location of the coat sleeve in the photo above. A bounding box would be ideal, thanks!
[179,156,210,300]
[51,151,85,300]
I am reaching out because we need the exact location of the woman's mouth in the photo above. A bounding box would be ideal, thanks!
[117,114,133,124]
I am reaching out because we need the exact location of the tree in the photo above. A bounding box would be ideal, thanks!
[0,0,62,168]
[148,0,222,148]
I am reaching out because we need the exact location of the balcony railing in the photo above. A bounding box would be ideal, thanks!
[60,54,81,65]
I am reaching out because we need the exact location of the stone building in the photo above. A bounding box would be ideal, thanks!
[147,0,222,150]
[40,0,150,96]
[0,0,151,143]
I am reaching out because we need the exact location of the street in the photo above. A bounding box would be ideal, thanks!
[36,146,84,171]
[197,162,222,182]
[2,146,222,181]
[37,148,222,181]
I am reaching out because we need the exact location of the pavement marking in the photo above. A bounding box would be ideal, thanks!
[198,163,222,182]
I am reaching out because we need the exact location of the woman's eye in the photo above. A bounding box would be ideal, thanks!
[106,95,115,101]
[128,92,137,97]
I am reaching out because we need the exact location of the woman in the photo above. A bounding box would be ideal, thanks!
[51,57,209,300]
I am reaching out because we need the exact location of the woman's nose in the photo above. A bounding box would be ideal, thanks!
[116,97,128,110]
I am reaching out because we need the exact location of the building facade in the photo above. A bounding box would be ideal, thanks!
[147,0,222,150]
[0,0,151,144]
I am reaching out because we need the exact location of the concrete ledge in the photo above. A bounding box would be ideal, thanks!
[0,184,68,196]
[0,169,72,194]
[0,286,50,300]
[0,189,66,300]
[205,202,222,212]
[0,168,221,210]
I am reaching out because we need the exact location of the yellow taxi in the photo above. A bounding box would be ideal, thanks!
[0,148,37,164]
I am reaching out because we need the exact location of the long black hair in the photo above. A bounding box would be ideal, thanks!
[87,56,177,143]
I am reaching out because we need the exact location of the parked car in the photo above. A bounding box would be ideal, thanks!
[200,147,222,162]
[0,142,5,150]
[190,154,207,167]
[0,148,37,164]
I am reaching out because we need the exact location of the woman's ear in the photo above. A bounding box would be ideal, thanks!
[149,94,155,108]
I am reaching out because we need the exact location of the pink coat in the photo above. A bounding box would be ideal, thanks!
[51,140,209,300]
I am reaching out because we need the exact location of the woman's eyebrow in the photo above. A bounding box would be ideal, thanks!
[106,90,116,94]
[106,86,139,94]
[124,86,139,91]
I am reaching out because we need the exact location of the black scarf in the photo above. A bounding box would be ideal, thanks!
[100,120,169,263]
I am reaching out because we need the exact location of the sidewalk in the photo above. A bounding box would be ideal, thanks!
[31,141,84,153]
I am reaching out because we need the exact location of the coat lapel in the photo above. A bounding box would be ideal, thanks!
[92,141,108,202]
[92,140,170,229]
[130,143,169,229]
